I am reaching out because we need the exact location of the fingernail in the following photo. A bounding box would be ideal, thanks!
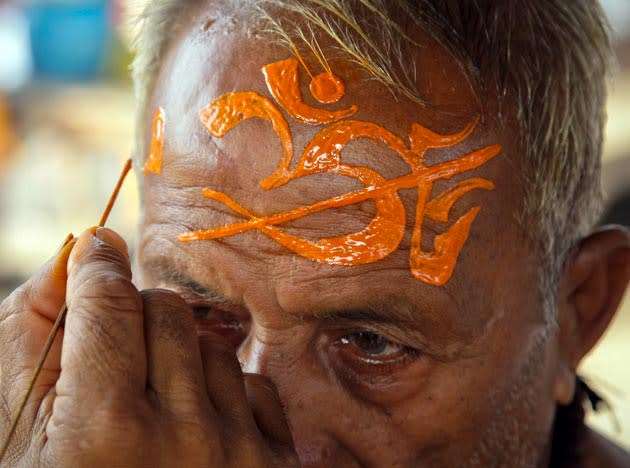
[95,227,129,257]
[55,232,75,255]
[67,228,96,273]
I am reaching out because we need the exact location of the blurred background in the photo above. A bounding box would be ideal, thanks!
[0,0,628,449]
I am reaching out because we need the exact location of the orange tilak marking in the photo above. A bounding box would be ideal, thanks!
[181,144,499,239]
[179,142,500,269]
[262,59,358,125]
[310,71,345,104]
[184,57,502,286]
[199,91,293,190]
[143,107,166,175]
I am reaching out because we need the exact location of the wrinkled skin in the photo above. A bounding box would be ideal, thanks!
[0,3,628,468]
[139,11,547,468]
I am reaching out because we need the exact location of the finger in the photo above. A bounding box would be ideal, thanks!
[0,233,74,324]
[0,235,75,393]
[198,332,256,430]
[0,235,75,464]
[243,373,293,446]
[141,289,212,417]
[58,227,145,400]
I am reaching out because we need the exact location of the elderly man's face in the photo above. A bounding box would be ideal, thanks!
[135,10,564,467]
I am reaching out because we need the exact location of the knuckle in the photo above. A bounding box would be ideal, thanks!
[72,241,131,278]
[51,400,152,465]
[0,284,27,322]
[142,288,195,344]
[70,272,141,314]
[92,401,150,449]
[98,399,148,436]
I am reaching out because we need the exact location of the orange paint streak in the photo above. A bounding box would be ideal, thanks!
[179,144,500,242]
[425,178,495,223]
[181,117,500,277]
[143,107,165,175]
[199,91,293,190]
[182,163,406,265]
[262,59,358,125]
[184,57,502,286]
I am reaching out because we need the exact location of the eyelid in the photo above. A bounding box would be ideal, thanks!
[322,319,421,351]
[320,317,462,362]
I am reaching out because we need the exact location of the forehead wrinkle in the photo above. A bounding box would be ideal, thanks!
[149,18,504,308]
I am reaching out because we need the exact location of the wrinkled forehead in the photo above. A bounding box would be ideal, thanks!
[134,4,540,339]
[140,5,522,297]
[148,5,486,156]
[144,9,507,218]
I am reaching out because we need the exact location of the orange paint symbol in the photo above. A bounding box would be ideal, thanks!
[143,107,166,175]
[181,58,501,286]
[262,58,358,125]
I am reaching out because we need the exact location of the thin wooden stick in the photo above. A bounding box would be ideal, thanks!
[0,158,133,464]
[98,158,132,228]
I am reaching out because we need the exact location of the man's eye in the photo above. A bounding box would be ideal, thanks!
[191,306,248,349]
[336,331,419,364]
[340,331,402,357]
[329,329,422,391]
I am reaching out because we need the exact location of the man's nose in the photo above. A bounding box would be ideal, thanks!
[236,326,365,468]
[236,321,309,375]
[238,332,269,374]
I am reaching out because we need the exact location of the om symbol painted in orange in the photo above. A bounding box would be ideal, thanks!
[178,58,501,286]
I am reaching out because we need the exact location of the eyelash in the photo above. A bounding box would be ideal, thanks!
[188,298,421,377]
[331,330,421,375]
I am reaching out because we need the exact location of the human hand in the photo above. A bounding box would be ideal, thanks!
[0,227,298,467]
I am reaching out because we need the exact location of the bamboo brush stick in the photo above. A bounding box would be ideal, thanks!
[0,158,133,463]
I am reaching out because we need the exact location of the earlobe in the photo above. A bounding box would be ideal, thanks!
[559,226,629,371]
[554,363,576,405]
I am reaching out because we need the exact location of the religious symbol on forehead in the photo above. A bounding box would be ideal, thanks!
[178,56,501,286]
[143,107,165,175]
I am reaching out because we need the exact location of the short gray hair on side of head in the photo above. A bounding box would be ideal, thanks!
[132,0,613,324]
[131,0,207,174]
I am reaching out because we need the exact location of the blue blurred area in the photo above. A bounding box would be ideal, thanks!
[27,1,112,81]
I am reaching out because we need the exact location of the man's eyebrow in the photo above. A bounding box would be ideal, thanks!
[144,258,235,304]
[313,300,463,356]
[310,299,417,325]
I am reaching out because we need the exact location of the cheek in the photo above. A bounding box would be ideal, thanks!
[389,332,556,462]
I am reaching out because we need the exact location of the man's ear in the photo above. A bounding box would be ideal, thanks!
[554,225,629,405]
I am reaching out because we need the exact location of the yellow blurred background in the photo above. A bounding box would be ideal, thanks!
[0,0,628,449]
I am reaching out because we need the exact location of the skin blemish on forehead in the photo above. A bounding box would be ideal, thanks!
[180,57,501,286]
[143,107,166,175]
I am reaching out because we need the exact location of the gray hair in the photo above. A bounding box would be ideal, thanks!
[132,0,613,322]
